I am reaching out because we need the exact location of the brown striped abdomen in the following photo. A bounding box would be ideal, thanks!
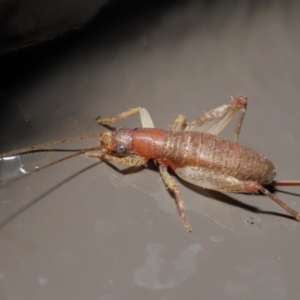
[132,129,276,184]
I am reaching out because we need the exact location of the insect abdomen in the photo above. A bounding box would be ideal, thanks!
[133,129,276,184]
[167,131,276,184]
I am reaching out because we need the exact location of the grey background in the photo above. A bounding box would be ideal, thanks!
[1,1,300,299]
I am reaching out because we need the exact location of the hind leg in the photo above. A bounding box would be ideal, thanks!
[176,166,300,222]
[172,96,248,142]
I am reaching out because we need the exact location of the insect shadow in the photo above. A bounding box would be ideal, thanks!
[174,171,295,221]
[0,159,101,230]
[104,160,297,222]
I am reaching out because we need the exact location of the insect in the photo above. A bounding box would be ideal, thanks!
[1,96,299,232]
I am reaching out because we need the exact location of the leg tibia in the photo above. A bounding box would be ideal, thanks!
[258,184,300,221]
[184,96,248,142]
[175,166,300,222]
[159,165,192,232]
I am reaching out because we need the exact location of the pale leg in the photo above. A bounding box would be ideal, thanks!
[172,114,187,131]
[257,184,300,221]
[176,166,300,222]
[173,96,248,142]
[159,164,192,232]
[97,107,154,128]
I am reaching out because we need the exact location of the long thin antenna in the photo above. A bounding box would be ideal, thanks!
[0,133,103,159]
[1,146,101,188]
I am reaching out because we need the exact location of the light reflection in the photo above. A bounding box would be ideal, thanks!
[0,155,28,182]
[19,167,28,174]
[1,156,16,161]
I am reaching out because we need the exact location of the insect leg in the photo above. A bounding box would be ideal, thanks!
[97,107,154,128]
[176,166,300,222]
[176,166,258,193]
[172,114,187,131]
[85,152,148,166]
[257,184,300,221]
[184,96,248,142]
[159,165,192,232]
[273,180,300,187]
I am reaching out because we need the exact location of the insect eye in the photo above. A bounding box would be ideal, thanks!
[116,145,126,154]
[116,127,124,131]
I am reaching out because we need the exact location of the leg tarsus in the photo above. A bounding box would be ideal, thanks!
[159,165,192,232]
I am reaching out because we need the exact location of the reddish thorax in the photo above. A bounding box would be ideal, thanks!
[132,128,168,160]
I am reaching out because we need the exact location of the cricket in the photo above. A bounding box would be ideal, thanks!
[1,95,300,232]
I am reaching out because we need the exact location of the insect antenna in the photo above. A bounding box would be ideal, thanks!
[1,146,102,188]
[0,133,105,188]
[0,132,103,159]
